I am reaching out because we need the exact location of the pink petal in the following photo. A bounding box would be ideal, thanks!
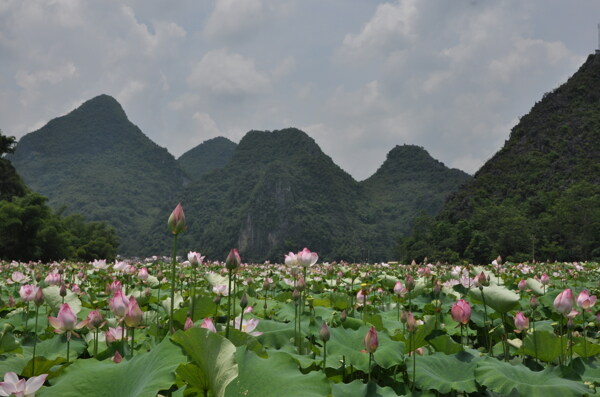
[25,374,47,394]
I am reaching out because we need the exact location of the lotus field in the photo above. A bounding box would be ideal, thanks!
[0,207,598,396]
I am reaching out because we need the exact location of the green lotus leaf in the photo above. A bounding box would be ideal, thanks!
[517,331,565,362]
[37,337,185,397]
[171,328,238,397]
[43,286,82,314]
[526,278,545,295]
[225,349,330,397]
[407,351,480,394]
[475,357,592,397]
[469,286,520,313]
[427,333,464,354]
[331,379,399,396]
[572,337,600,358]
[22,334,87,361]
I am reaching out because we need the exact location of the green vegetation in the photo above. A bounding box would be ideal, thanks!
[9,95,187,256]
[0,131,27,200]
[399,54,600,264]
[147,129,469,262]
[177,136,237,181]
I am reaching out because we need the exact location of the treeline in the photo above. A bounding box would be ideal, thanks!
[0,131,118,261]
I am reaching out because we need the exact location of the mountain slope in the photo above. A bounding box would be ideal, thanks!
[360,145,471,257]
[9,94,187,255]
[402,53,600,263]
[177,137,237,181]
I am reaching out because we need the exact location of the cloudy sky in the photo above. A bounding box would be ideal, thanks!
[1,1,599,180]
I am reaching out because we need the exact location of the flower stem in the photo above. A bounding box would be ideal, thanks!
[169,234,179,334]
[368,352,372,383]
[32,305,39,374]
[225,269,233,338]
[322,341,327,371]
[130,327,135,357]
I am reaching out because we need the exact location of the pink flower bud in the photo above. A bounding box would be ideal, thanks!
[364,326,378,353]
[138,267,149,282]
[406,312,417,333]
[201,317,217,333]
[553,288,573,315]
[517,279,527,291]
[226,248,241,270]
[109,290,129,319]
[124,296,143,328]
[184,316,194,330]
[514,311,529,333]
[167,203,186,235]
[451,299,471,325]
[576,289,597,310]
[320,321,330,342]
[112,351,123,363]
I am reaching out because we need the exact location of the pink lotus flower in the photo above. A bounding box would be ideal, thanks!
[232,317,262,336]
[167,203,186,235]
[225,248,241,270]
[44,272,61,286]
[201,317,217,333]
[514,312,529,333]
[517,279,527,291]
[184,317,194,330]
[8,271,28,284]
[109,290,129,319]
[0,372,47,397]
[48,303,85,340]
[451,299,471,325]
[108,280,122,294]
[540,274,550,286]
[138,267,149,282]
[553,288,573,315]
[364,326,378,353]
[112,351,123,363]
[406,312,417,333]
[124,296,143,328]
[92,259,108,270]
[19,285,40,303]
[187,251,204,265]
[83,310,105,330]
[297,248,318,267]
[105,327,128,343]
[393,281,407,297]
[576,289,597,310]
[212,285,229,297]
[284,252,298,266]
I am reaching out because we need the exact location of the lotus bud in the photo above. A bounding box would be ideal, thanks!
[225,248,241,270]
[34,287,44,307]
[553,288,573,315]
[405,275,415,292]
[364,326,378,353]
[59,284,67,298]
[529,296,539,310]
[518,279,527,291]
[433,280,441,296]
[292,288,300,302]
[514,312,529,332]
[540,274,550,286]
[184,316,194,331]
[406,312,417,333]
[113,351,123,363]
[297,276,306,292]
[576,289,597,310]
[400,310,408,324]
[124,296,143,328]
[320,321,330,342]
[340,309,347,322]
[167,203,186,235]
[451,299,471,325]
[240,293,248,310]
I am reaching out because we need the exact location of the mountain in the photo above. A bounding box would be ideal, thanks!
[177,137,237,181]
[360,145,471,258]
[147,130,470,262]
[401,53,600,263]
[9,94,187,255]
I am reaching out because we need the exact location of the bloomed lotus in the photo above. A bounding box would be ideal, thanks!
[232,317,262,336]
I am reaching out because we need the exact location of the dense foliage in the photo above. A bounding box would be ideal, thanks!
[146,129,468,262]
[0,253,597,396]
[0,131,27,201]
[400,54,600,264]
[8,95,188,255]
[177,136,237,181]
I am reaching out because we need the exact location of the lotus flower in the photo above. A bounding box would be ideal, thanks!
[105,327,128,343]
[19,285,40,303]
[187,251,204,265]
[393,281,407,297]
[212,285,229,297]
[517,279,527,291]
[0,372,47,397]
[48,303,85,340]
[406,312,417,333]
[44,272,61,286]
[320,321,330,342]
[576,289,597,310]
[514,312,529,333]
[201,317,217,333]
[124,296,143,328]
[109,290,130,319]
[92,259,108,270]
[451,299,471,325]
[232,317,262,336]
[83,310,105,330]
[284,252,298,266]
[363,326,378,353]
[138,267,149,282]
[553,288,573,315]
[167,203,186,235]
[184,317,194,330]
[297,248,318,267]
[540,274,550,286]
[226,248,241,270]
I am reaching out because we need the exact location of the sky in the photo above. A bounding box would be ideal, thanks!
[1,0,599,180]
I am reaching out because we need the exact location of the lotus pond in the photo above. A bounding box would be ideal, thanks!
[0,251,598,397]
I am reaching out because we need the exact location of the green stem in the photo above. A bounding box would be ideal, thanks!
[323,341,327,371]
[225,269,233,338]
[582,311,587,357]
[66,337,70,363]
[532,317,538,364]
[130,327,135,357]
[368,352,372,383]
[169,234,179,334]
[190,266,196,321]
[559,316,564,366]
[94,329,99,357]
[411,332,416,392]
[32,305,39,375]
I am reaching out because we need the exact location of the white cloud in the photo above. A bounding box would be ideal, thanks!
[187,50,271,98]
